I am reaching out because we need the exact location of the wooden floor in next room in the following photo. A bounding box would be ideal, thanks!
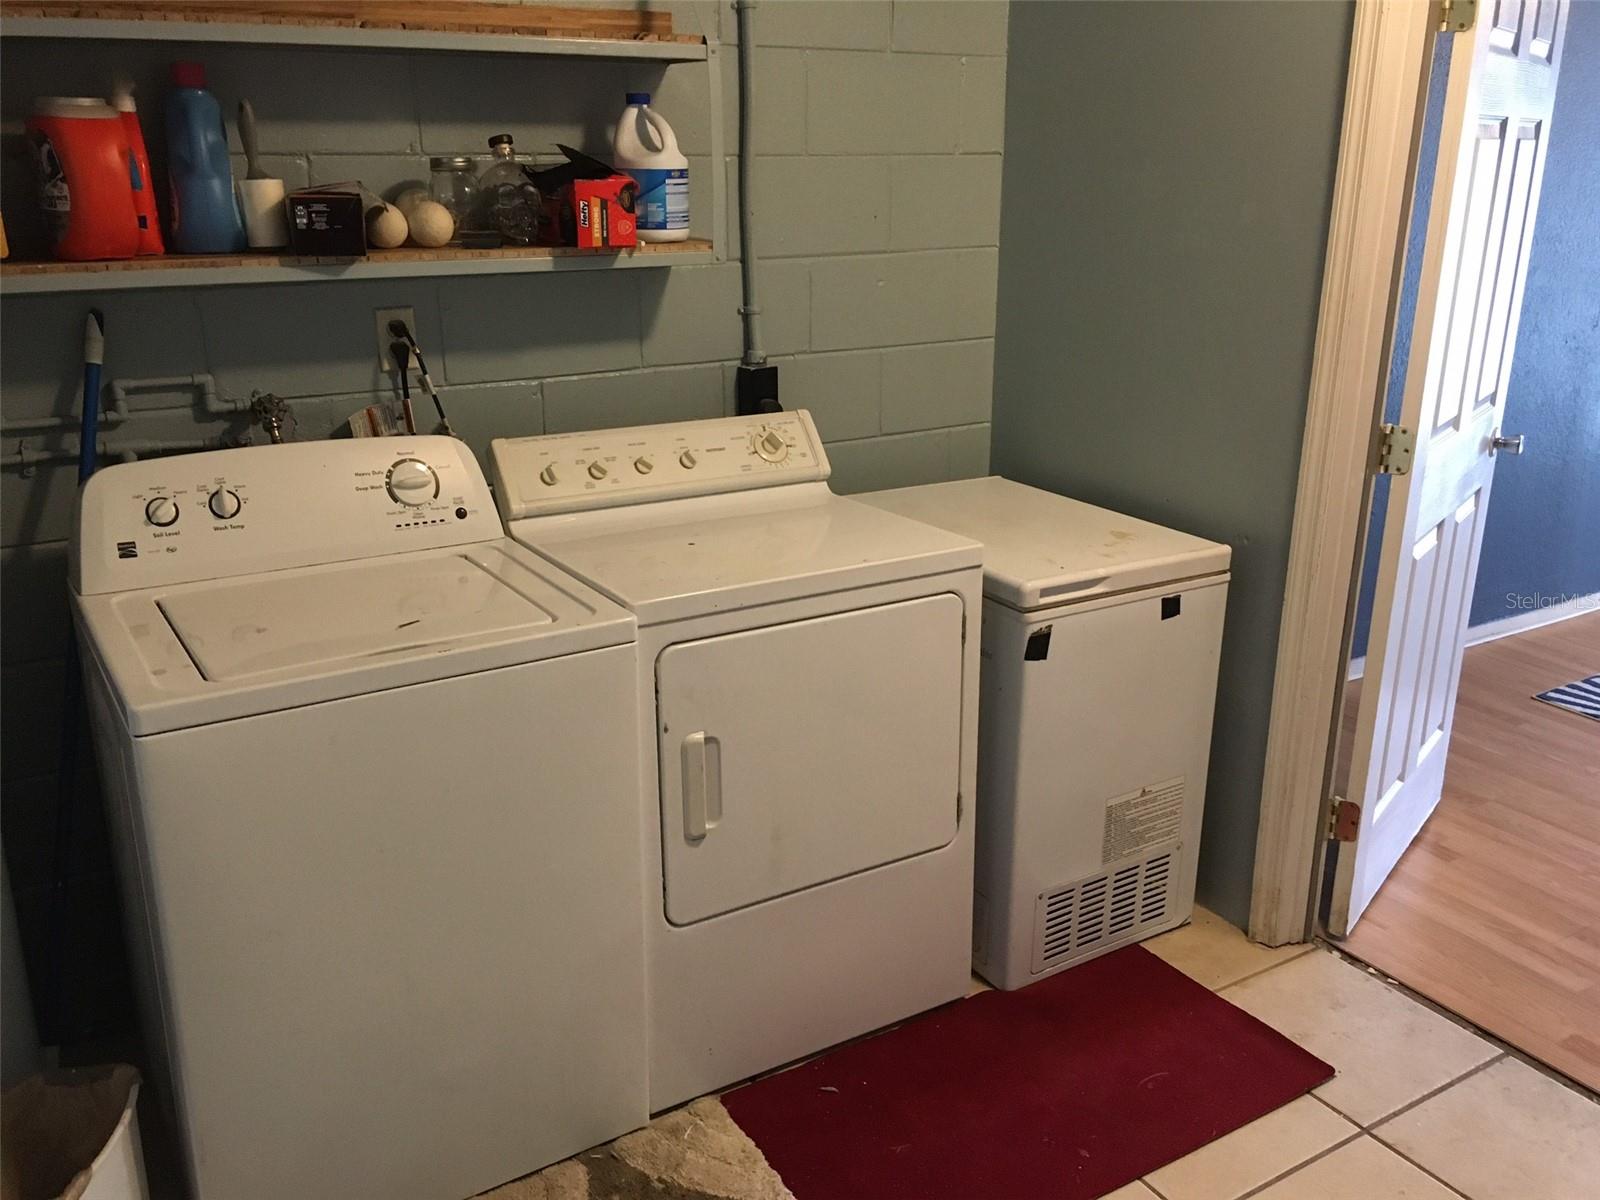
[1338,609,1600,1094]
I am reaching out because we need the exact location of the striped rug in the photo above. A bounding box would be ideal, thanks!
[1534,674,1600,720]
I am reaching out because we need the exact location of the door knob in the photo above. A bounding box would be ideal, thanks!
[1490,432,1525,456]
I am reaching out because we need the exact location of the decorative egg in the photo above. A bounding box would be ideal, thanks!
[366,203,408,249]
[393,187,431,215]
[407,200,455,248]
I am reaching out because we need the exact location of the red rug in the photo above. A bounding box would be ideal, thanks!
[722,945,1333,1200]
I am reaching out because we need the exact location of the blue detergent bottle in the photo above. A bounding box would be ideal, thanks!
[165,61,245,253]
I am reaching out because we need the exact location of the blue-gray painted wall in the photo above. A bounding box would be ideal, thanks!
[1353,1,1600,658]
[991,0,1353,930]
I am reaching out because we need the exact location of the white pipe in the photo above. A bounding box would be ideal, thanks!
[109,373,247,417]
[1,374,247,441]
[2,435,224,469]
[2,414,125,434]
[115,438,220,463]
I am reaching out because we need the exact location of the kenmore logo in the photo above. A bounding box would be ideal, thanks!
[117,541,138,559]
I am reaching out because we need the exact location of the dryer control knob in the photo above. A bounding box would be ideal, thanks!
[634,457,654,475]
[755,429,789,463]
[145,496,179,527]
[587,461,608,480]
[208,488,242,520]
[539,464,559,487]
[386,458,439,506]
[679,450,698,469]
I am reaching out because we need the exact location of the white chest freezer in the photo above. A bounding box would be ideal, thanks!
[860,476,1230,988]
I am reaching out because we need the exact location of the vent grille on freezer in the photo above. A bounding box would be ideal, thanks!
[1032,846,1177,973]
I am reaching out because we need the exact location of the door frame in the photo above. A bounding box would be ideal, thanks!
[1248,0,1445,947]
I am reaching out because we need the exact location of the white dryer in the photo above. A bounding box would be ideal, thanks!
[71,437,647,1200]
[491,412,983,1110]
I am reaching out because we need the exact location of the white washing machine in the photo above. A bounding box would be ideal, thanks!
[71,437,647,1200]
[860,477,1230,989]
[490,412,983,1110]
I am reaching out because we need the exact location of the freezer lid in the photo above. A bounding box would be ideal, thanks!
[859,476,1231,609]
[158,554,554,681]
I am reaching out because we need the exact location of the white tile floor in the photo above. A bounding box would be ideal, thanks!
[493,909,1600,1200]
[1128,911,1600,1200]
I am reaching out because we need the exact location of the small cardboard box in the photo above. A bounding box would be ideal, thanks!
[286,185,365,256]
[530,147,639,249]
[563,176,636,249]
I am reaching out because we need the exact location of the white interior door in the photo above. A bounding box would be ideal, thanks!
[1329,0,1569,937]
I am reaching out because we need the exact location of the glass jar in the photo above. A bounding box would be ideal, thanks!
[429,156,479,233]
[475,134,542,246]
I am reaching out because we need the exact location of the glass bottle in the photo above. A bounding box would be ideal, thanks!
[475,134,542,246]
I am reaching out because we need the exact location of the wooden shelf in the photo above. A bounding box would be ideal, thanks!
[0,240,717,294]
[0,2,728,291]
[0,1,709,61]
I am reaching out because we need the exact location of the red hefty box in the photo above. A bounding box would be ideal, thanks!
[544,175,637,248]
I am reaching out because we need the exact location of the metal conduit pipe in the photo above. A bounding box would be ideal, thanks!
[733,0,765,368]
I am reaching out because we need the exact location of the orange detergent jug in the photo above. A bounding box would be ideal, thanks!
[25,97,141,261]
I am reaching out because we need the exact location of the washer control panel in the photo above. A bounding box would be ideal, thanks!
[491,410,828,519]
[73,436,502,596]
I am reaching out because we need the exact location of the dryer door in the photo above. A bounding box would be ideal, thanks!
[656,594,964,926]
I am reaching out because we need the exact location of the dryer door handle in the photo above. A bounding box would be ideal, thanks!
[681,731,723,842]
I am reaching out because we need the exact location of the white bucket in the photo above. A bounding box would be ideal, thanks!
[1,1065,149,1200]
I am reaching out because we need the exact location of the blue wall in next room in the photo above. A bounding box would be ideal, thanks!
[1353,3,1600,660]
[1468,0,1600,627]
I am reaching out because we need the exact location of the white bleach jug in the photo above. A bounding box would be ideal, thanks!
[613,91,689,242]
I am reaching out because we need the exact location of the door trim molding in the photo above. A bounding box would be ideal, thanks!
[1248,0,1438,947]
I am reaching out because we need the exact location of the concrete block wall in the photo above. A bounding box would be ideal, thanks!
[0,0,1006,1041]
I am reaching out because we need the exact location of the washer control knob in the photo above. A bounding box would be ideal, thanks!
[634,456,654,475]
[386,458,439,506]
[679,450,698,469]
[208,488,242,520]
[755,429,789,463]
[587,460,609,480]
[539,464,560,487]
[144,496,179,527]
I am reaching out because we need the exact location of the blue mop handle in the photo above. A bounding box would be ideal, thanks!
[79,309,104,483]
[49,307,105,1044]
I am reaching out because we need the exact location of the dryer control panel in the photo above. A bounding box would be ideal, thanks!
[491,410,829,520]
[72,436,503,595]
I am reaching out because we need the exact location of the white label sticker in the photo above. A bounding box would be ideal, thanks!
[1102,778,1184,865]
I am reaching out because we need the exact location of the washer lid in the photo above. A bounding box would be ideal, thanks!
[859,476,1231,610]
[159,555,552,681]
[75,541,634,736]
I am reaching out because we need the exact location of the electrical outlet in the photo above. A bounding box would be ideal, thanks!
[375,307,415,371]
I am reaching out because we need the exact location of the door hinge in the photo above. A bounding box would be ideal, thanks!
[1375,423,1415,475]
[1440,0,1477,33]
[1328,797,1361,842]
[956,791,964,824]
